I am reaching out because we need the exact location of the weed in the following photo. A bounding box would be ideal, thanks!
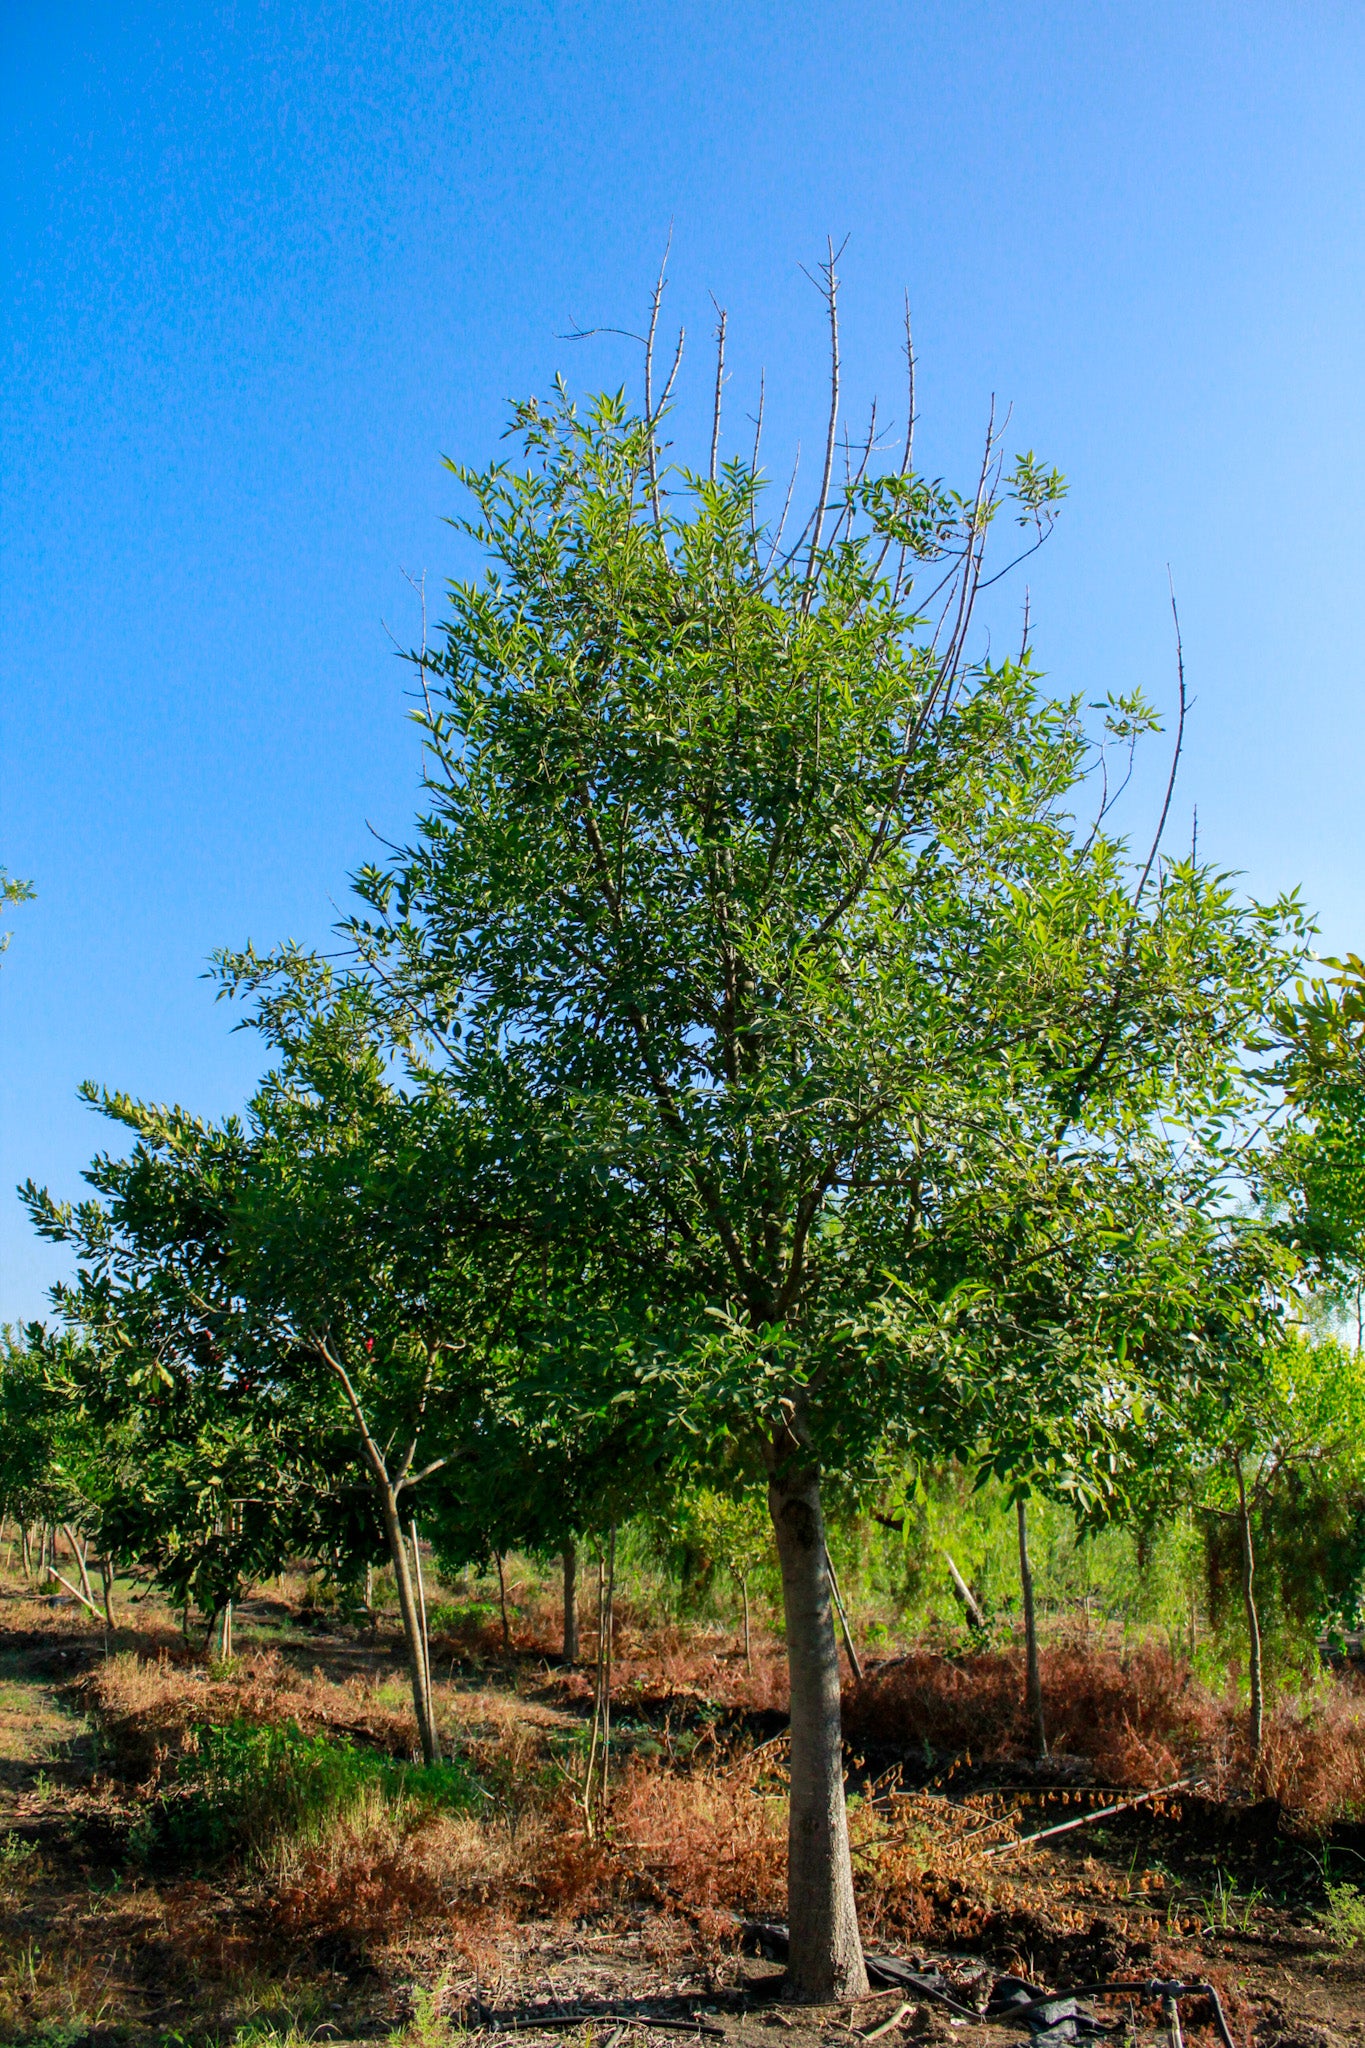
[1200,1870,1264,1933]
[1319,1879,1365,1948]
[235,2024,323,2048]
[398,1978,453,2048]
[18,2024,89,2048]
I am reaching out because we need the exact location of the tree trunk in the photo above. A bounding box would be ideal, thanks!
[1016,1498,1047,1760]
[496,1550,511,1651]
[602,1526,615,1796]
[100,1555,116,1632]
[742,1575,752,1676]
[64,1527,95,1611]
[377,1483,439,1763]
[408,1518,436,1753]
[21,1525,31,1579]
[314,1340,440,1766]
[943,1549,986,1632]
[768,1447,868,2004]
[218,1598,233,1662]
[562,1540,578,1664]
[1234,1452,1264,1766]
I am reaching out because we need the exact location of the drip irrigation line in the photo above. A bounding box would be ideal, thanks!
[982,1775,1205,1856]
[492,2015,725,2037]
[989,1979,1235,2048]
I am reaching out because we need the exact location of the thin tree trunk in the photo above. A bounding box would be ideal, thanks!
[768,1443,868,2004]
[1234,1452,1264,1766]
[602,1526,615,1797]
[100,1555,115,1632]
[562,1540,578,1664]
[496,1550,511,1651]
[583,1542,607,1837]
[824,1546,864,1682]
[943,1549,986,1632]
[314,1340,441,1765]
[1016,1498,1047,1760]
[21,1526,31,1580]
[46,1565,104,1619]
[218,1599,233,1662]
[382,1484,438,1761]
[64,1527,95,1610]
[409,1518,436,1753]
[364,1561,374,1629]
[742,1575,752,1676]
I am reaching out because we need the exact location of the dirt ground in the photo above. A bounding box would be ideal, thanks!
[3,1583,1365,2048]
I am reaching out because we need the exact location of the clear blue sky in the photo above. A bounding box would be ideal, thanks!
[5,1,1365,1321]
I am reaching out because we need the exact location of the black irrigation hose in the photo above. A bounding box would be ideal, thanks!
[990,1978,1236,2048]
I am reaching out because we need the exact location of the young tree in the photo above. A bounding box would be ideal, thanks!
[667,1482,771,1672]
[320,292,1302,1994]
[27,956,668,1757]
[1168,1332,1365,1764]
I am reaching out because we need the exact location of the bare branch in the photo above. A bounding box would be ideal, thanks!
[709,298,728,485]
[643,228,673,523]
[802,235,848,606]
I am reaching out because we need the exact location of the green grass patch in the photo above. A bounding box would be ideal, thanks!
[157,1718,485,1863]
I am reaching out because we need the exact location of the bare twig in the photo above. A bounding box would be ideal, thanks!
[802,234,848,604]
[709,299,728,484]
[643,230,675,523]
[858,2001,913,2041]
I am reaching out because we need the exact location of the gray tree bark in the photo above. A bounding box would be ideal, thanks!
[1234,1452,1264,1765]
[1016,1498,1048,1760]
[768,1444,868,2004]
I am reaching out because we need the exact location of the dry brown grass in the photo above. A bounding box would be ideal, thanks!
[845,1643,1226,1788]
[1256,1675,1365,1825]
[83,1649,420,1783]
[843,1641,1365,1826]
[10,1608,1365,2048]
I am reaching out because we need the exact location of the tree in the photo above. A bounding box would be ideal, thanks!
[317,287,1302,1996]
[666,1481,771,1672]
[0,1326,111,1612]
[27,954,667,1757]
[1184,1333,1365,1763]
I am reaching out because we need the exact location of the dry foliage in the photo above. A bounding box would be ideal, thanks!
[1255,1675,1365,1825]
[845,1643,1225,1788]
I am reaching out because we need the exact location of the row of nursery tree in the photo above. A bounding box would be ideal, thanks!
[10,282,1365,1998]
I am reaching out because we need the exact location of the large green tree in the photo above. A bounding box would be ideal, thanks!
[301,329,1303,1995]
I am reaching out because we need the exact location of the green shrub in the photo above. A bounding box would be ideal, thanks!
[161,1718,484,1862]
[426,1599,500,1639]
[1320,1879,1365,1948]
